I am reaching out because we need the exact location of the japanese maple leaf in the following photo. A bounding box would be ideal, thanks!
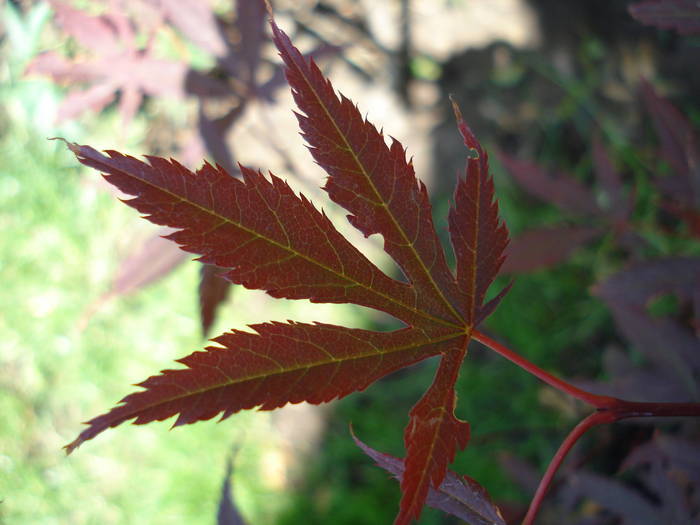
[63,17,509,525]
[26,0,189,124]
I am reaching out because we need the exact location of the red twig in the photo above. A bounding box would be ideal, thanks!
[472,330,700,525]
[472,330,616,408]
[521,411,616,525]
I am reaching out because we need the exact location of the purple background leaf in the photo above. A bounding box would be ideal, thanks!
[629,0,700,35]
[49,0,125,54]
[577,347,692,402]
[593,257,700,401]
[199,264,232,337]
[217,451,247,525]
[569,472,664,525]
[235,0,267,87]
[500,226,600,274]
[155,0,227,56]
[27,2,189,124]
[640,79,699,182]
[352,432,506,525]
[79,229,188,329]
[109,230,188,297]
[499,153,600,217]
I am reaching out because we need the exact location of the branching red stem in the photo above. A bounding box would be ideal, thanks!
[521,411,616,525]
[473,329,700,525]
[472,330,616,407]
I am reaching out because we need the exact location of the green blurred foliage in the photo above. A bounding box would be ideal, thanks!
[0,3,286,524]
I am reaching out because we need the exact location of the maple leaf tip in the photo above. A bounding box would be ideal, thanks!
[49,136,79,155]
[449,96,480,153]
[63,438,81,455]
[448,94,462,120]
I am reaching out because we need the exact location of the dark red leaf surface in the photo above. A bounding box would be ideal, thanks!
[65,144,424,325]
[271,22,463,326]
[449,100,509,324]
[399,348,471,524]
[64,17,511,522]
[65,322,456,453]
[353,432,506,525]
[629,0,700,35]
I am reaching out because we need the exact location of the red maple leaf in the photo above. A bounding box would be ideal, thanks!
[26,0,189,123]
[62,16,509,524]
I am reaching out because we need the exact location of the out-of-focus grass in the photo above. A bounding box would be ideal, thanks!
[0,127,293,524]
[0,3,308,524]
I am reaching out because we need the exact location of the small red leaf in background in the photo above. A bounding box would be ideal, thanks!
[640,79,700,236]
[155,0,227,57]
[199,264,231,337]
[105,231,188,297]
[500,226,600,274]
[498,152,600,217]
[49,0,127,54]
[217,451,248,525]
[640,79,699,181]
[593,257,700,400]
[79,229,188,329]
[629,0,700,35]
[26,0,188,123]
[498,132,641,273]
[353,431,506,525]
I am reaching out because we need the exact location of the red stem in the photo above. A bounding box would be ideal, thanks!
[520,411,616,525]
[472,329,700,525]
[520,402,700,525]
[472,330,616,408]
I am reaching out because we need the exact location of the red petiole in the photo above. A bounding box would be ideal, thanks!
[472,329,700,524]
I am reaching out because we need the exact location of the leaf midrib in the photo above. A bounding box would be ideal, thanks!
[290,55,464,326]
[113,328,467,417]
[99,158,461,331]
